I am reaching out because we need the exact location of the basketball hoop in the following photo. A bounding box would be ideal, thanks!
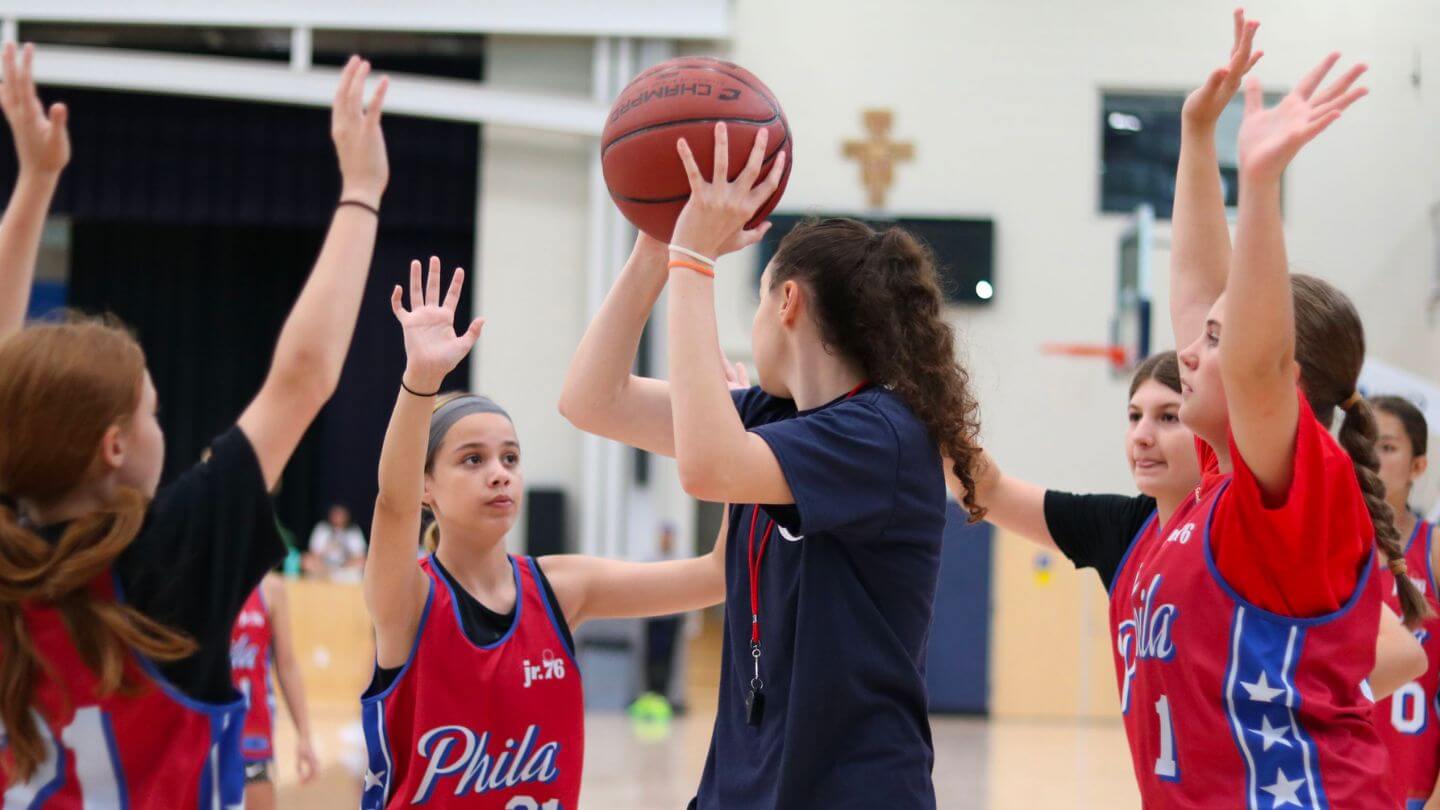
[1041,342,1131,372]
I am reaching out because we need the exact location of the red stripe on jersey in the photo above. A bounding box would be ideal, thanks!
[1374,521,1440,808]
[231,584,275,762]
[361,555,583,809]
[0,574,246,807]
[1110,477,1390,808]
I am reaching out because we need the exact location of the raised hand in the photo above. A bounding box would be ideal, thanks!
[391,257,484,392]
[332,56,389,208]
[721,347,751,391]
[0,43,69,177]
[1237,53,1367,184]
[671,123,786,259]
[1182,9,1263,128]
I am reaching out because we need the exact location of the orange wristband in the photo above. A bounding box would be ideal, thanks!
[668,259,715,278]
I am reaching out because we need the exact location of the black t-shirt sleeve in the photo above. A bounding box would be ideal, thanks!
[116,426,285,702]
[1042,491,1157,590]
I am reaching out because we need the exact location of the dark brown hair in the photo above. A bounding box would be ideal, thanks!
[1129,351,1182,399]
[1290,275,1429,627]
[770,218,985,521]
[1370,395,1427,460]
[0,318,195,781]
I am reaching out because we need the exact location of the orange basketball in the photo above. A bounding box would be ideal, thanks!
[601,57,792,243]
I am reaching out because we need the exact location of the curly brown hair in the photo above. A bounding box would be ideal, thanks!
[771,218,985,522]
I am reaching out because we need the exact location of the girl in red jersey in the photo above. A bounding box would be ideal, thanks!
[1368,395,1439,809]
[0,54,388,807]
[962,350,1420,699]
[1104,8,1425,806]
[361,259,739,809]
[231,572,318,808]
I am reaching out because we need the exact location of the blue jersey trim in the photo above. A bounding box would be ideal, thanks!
[1423,521,1439,600]
[360,698,395,809]
[1201,480,1377,627]
[434,553,525,651]
[361,571,436,705]
[1106,510,1159,597]
[29,720,69,808]
[526,557,579,669]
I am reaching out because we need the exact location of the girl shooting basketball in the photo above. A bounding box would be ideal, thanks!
[1111,9,1410,804]
[1368,395,1439,809]
[360,258,743,809]
[561,125,983,808]
[0,55,388,805]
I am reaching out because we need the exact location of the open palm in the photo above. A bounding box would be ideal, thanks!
[391,257,484,387]
[1181,8,1262,127]
[1237,53,1367,183]
[0,43,69,175]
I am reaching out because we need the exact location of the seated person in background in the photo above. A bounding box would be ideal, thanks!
[303,503,367,581]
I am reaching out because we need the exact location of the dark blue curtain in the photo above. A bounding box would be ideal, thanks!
[0,87,479,540]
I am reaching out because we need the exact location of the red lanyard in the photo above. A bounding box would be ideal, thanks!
[745,381,867,677]
[746,506,776,648]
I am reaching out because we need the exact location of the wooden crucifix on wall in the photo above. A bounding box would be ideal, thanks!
[842,109,914,210]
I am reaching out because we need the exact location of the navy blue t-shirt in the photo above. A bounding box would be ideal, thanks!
[693,384,946,810]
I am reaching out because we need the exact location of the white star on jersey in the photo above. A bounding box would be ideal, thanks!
[1248,715,1293,751]
[1261,767,1305,807]
[364,768,386,791]
[1240,672,1285,703]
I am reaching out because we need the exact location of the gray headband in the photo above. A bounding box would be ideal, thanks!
[427,394,513,464]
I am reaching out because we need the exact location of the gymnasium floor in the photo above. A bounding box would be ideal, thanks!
[271,706,1140,808]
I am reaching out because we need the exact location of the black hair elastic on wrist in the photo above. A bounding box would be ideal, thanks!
[401,380,440,398]
[338,199,380,217]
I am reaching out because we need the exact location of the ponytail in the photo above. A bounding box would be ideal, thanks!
[0,318,197,781]
[0,491,195,781]
[1337,399,1431,628]
[1289,275,1431,629]
[770,219,986,521]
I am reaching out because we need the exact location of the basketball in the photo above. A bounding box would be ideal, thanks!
[601,57,792,243]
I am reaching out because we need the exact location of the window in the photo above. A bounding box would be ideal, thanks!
[1100,92,1254,218]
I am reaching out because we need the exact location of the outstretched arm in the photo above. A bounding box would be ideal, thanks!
[666,124,789,504]
[237,56,389,489]
[558,233,680,456]
[542,510,729,628]
[262,575,319,784]
[1224,55,1366,495]
[944,451,1055,548]
[1170,10,1262,350]
[366,258,484,667]
[0,43,69,339]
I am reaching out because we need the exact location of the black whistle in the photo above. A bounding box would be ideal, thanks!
[745,688,766,727]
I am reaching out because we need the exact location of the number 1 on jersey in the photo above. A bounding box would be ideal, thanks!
[505,798,561,810]
[1154,695,1179,780]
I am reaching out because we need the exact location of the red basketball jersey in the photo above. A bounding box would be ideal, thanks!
[1374,520,1440,809]
[231,584,275,763]
[362,555,583,809]
[0,574,245,807]
[1110,478,1389,808]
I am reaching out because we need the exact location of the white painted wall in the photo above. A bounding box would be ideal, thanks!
[474,36,595,550]
[472,2,1440,559]
[720,0,1440,503]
